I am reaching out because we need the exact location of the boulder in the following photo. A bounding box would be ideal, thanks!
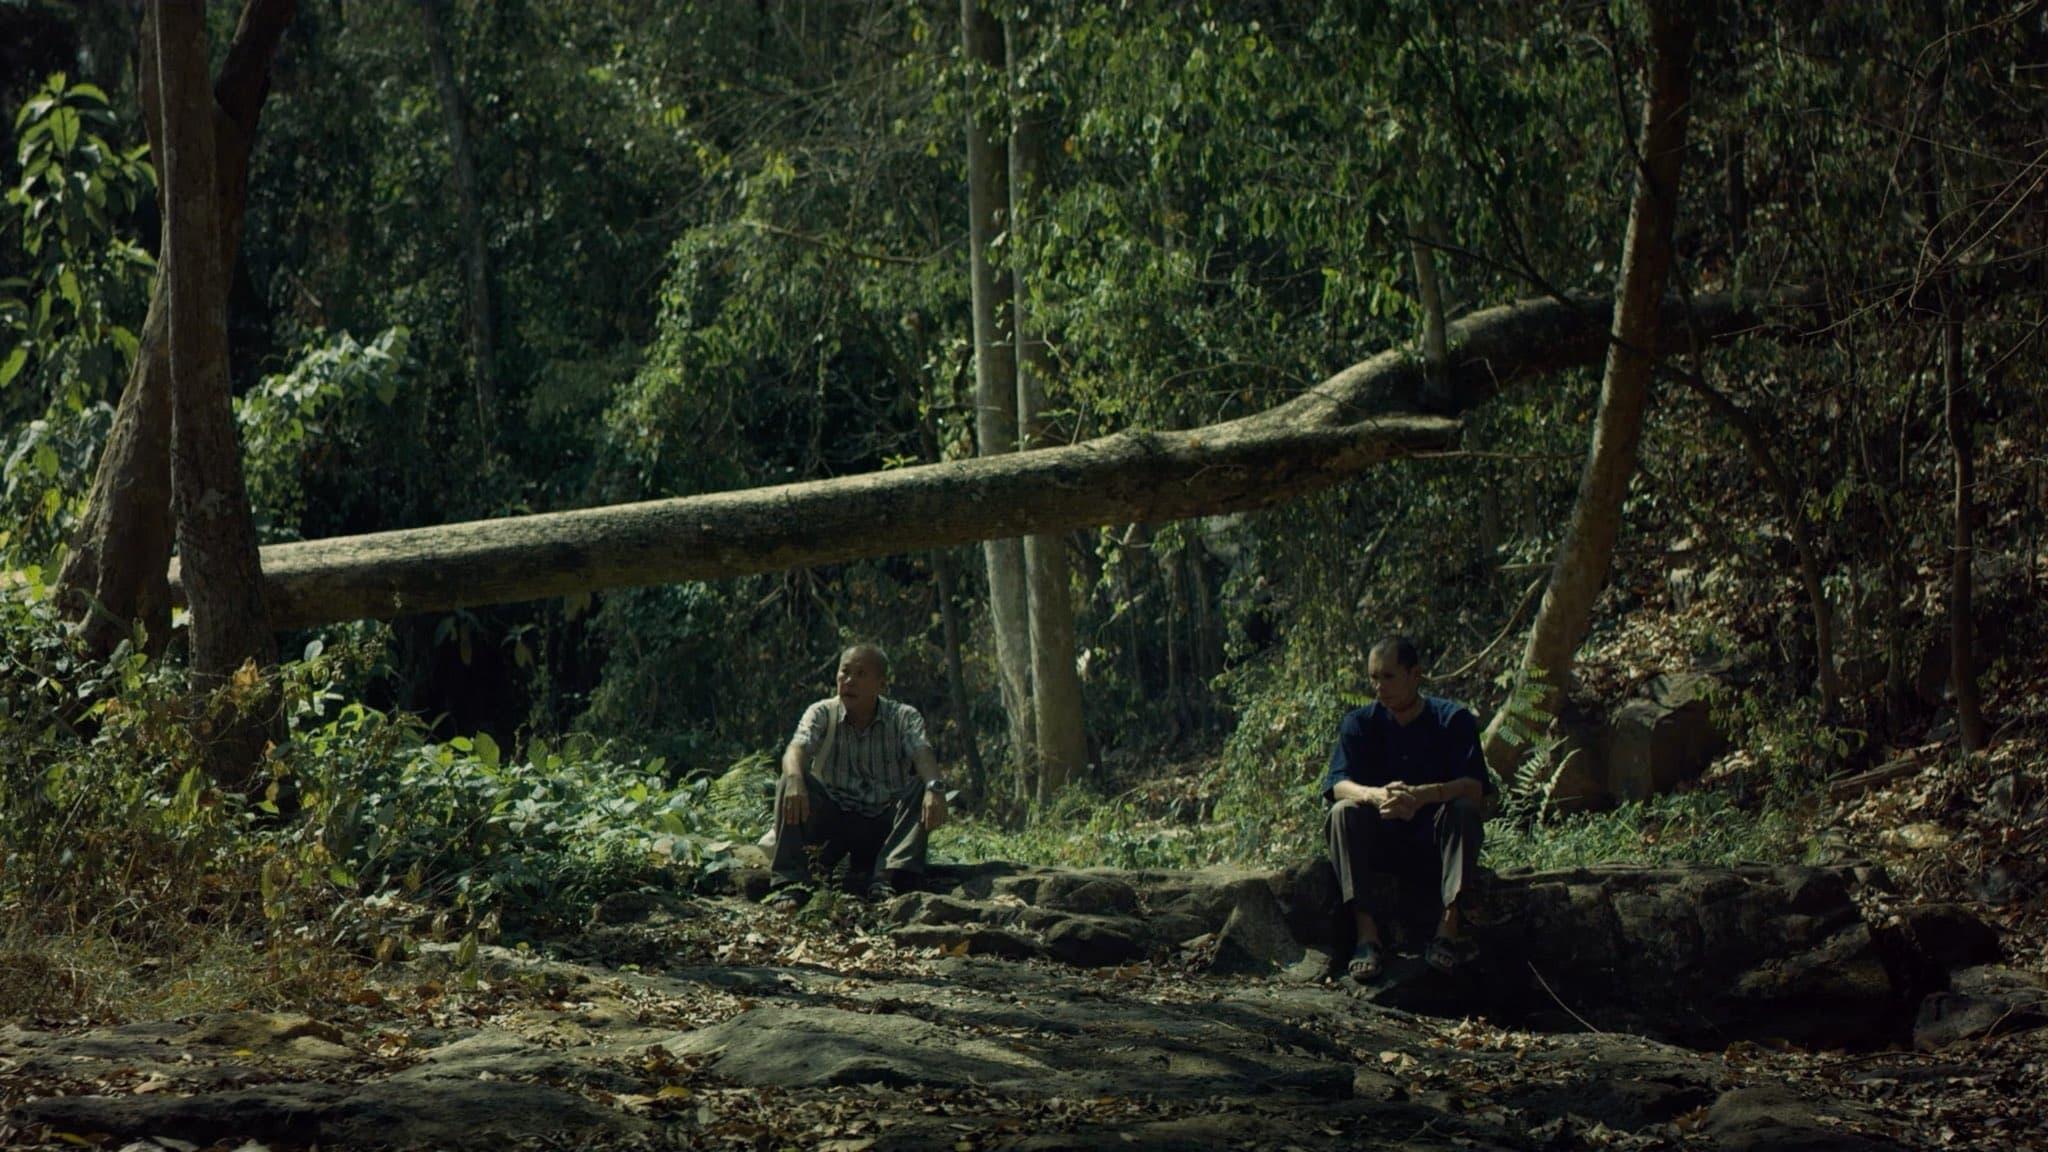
[1208,880,1304,975]
[1467,865,1908,1048]
[1044,916,1146,967]
[1606,673,1726,801]
[1913,965,2048,1050]
[1704,1084,1905,1152]
[1874,902,2003,996]
[1542,746,1608,812]
[891,924,1045,960]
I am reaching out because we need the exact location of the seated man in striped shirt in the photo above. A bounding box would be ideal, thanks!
[769,643,949,907]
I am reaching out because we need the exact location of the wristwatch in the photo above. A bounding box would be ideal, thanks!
[924,778,947,793]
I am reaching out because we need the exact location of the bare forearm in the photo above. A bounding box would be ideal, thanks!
[1417,777,1483,806]
[1330,779,1384,805]
[781,743,809,779]
[912,745,941,785]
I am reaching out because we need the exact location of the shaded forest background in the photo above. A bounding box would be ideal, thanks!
[1,0,2044,977]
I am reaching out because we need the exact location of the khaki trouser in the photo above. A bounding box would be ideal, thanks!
[769,772,928,889]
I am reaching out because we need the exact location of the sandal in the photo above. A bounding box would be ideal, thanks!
[766,883,813,914]
[1347,940,1385,983]
[1425,936,1470,974]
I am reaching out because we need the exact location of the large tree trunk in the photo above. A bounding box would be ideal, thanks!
[962,0,1035,775]
[153,0,275,694]
[1483,0,1696,783]
[1007,18,1087,799]
[57,0,294,658]
[418,0,497,440]
[171,288,1826,631]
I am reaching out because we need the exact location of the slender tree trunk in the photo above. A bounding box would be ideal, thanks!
[1007,19,1086,799]
[1912,12,1989,750]
[933,548,987,799]
[1484,0,1696,782]
[418,0,496,440]
[1941,288,1987,750]
[918,377,987,803]
[1678,369,1842,715]
[57,0,294,658]
[1920,139,1989,750]
[962,0,1034,778]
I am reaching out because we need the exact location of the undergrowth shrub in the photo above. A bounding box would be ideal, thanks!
[0,593,753,1018]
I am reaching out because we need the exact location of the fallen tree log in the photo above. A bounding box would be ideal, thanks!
[173,289,1804,630]
[195,413,1458,630]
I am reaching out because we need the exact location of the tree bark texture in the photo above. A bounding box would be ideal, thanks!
[1409,203,1450,393]
[153,0,276,684]
[168,288,1823,631]
[1483,0,1696,783]
[57,0,294,657]
[418,0,497,438]
[1007,18,1087,797]
[963,0,1034,772]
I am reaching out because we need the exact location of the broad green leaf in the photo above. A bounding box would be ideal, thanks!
[50,107,80,153]
[0,345,26,387]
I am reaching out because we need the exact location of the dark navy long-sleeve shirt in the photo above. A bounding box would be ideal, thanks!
[1320,695,1494,803]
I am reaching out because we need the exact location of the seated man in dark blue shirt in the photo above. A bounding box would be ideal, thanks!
[1322,636,1493,980]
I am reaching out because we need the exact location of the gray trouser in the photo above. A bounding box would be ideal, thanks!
[1325,795,1483,913]
[769,773,928,888]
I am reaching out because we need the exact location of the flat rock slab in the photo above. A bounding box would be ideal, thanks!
[10,860,2024,1150]
[865,859,1981,1049]
[18,1079,642,1149]
[667,1004,1047,1089]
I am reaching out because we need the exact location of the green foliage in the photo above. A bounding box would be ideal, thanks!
[1485,793,1807,874]
[1,71,154,567]
[235,326,408,541]
[942,787,1215,872]
[0,591,753,963]
[275,659,750,934]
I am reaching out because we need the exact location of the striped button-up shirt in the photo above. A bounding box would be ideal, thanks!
[792,696,931,817]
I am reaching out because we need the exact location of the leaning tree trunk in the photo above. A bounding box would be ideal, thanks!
[1483,0,1696,783]
[963,0,1035,778]
[1007,18,1087,799]
[418,0,497,442]
[58,0,294,659]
